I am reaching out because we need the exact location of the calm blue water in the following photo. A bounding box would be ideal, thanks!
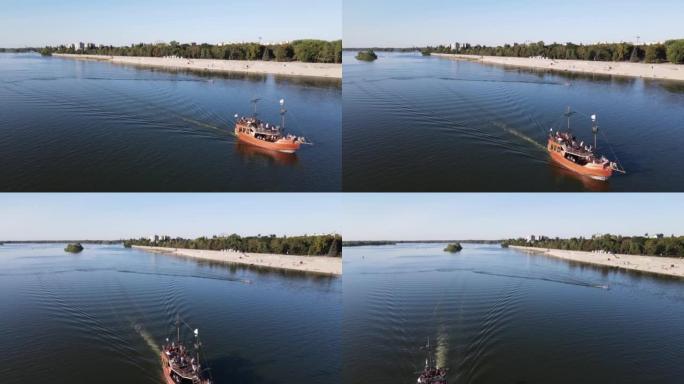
[0,53,341,191]
[0,243,341,383]
[343,51,684,191]
[343,243,684,383]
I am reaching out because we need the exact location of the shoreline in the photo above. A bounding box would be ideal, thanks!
[53,54,342,79]
[510,245,684,278]
[133,246,341,276]
[432,53,684,82]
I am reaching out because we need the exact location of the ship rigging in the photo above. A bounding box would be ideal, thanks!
[161,316,213,384]
[547,107,626,181]
[416,338,448,384]
[233,98,308,154]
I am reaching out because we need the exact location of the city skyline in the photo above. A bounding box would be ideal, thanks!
[0,194,341,241]
[344,0,683,48]
[341,194,684,241]
[0,0,341,48]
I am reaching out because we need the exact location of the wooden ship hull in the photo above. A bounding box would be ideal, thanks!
[161,352,176,384]
[234,127,301,153]
[547,138,613,181]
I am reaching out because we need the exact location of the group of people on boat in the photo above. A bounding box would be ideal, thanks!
[552,131,594,155]
[236,116,306,144]
[163,342,207,384]
[550,131,610,166]
[417,365,448,384]
[416,338,448,384]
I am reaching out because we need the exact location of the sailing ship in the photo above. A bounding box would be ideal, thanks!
[416,338,448,384]
[234,98,307,154]
[161,317,212,384]
[547,107,625,181]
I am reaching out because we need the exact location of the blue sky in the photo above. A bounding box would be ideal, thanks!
[342,194,684,240]
[1,194,681,241]
[0,0,341,48]
[344,0,683,47]
[0,194,341,240]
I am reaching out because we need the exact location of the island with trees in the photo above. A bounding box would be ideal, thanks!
[64,243,84,253]
[355,50,378,62]
[444,243,463,253]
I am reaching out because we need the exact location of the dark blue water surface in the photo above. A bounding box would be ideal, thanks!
[343,243,684,383]
[0,53,341,191]
[0,243,341,383]
[343,51,684,191]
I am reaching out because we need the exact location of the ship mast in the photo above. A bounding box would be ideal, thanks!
[251,98,261,119]
[564,106,576,132]
[591,114,599,149]
[194,328,200,371]
[176,315,181,344]
[280,99,287,130]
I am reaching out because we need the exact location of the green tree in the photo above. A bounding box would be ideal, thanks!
[666,40,684,64]
[262,47,272,61]
[274,44,293,61]
[644,44,667,63]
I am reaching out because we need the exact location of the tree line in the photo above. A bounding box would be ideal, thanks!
[343,47,419,52]
[124,234,342,257]
[0,47,40,53]
[41,40,342,63]
[425,39,684,64]
[503,234,684,257]
[343,240,500,247]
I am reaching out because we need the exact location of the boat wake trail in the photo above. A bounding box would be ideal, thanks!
[467,269,609,290]
[364,267,608,290]
[130,318,160,353]
[492,121,546,151]
[116,269,253,284]
[439,83,547,153]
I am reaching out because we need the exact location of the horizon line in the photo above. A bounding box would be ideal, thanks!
[0,37,343,49]
[345,37,683,50]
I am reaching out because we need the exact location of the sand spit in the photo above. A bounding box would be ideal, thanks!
[133,246,341,276]
[54,54,342,79]
[432,53,684,82]
[510,245,684,278]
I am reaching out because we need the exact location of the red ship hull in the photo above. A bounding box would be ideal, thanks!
[548,138,613,181]
[161,352,175,384]
[235,130,300,153]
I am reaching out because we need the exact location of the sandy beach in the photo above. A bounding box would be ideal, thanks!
[432,53,684,82]
[510,245,684,278]
[133,246,342,276]
[54,54,342,79]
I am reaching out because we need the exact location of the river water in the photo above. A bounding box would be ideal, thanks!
[0,243,341,383]
[0,53,341,191]
[343,243,684,383]
[343,51,684,191]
